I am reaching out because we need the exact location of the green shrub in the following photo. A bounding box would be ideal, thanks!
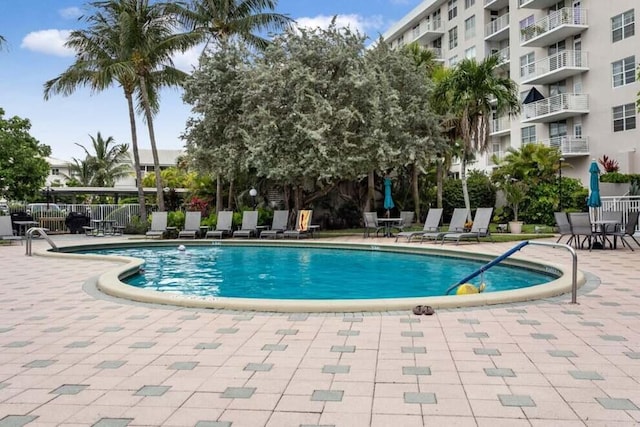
[521,178,587,225]
[124,215,148,234]
[443,171,496,221]
[600,172,630,183]
[167,211,185,229]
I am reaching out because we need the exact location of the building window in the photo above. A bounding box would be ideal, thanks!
[465,0,475,9]
[51,168,60,176]
[613,103,637,132]
[449,55,459,66]
[465,46,476,59]
[612,9,635,43]
[521,126,536,144]
[448,27,458,49]
[519,52,535,78]
[520,15,535,29]
[448,0,458,20]
[612,56,636,87]
[396,34,405,47]
[465,15,476,39]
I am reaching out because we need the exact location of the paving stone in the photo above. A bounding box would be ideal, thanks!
[599,301,621,306]
[404,392,437,404]
[96,360,127,369]
[624,352,640,359]
[506,308,527,313]
[51,384,88,395]
[135,385,170,397]
[322,365,350,374]
[262,344,287,351]
[484,368,516,377]
[157,327,180,333]
[311,390,344,402]
[245,363,273,372]
[548,350,577,358]
[23,360,56,368]
[0,327,14,333]
[342,317,363,323]
[76,315,97,320]
[170,362,198,370]
[498,394,536,407]
[531,333,557,340]
[596,398,640,411]
[126,315,147,320]
[619,311,640,316]
[0,383,8,390]
[221,387,256,399]
[3,341,32,348]
[465,332,489,339]
[401,331,424,337]
[43,326,67,333]
[101,326,124,332]
[474,348,501,356]
[26,316,47,320]
[0,415,38,426]
[179,314,200,320]
[337,330,360,336]
[579,321,603,327]
[276,329,298,335]
[458,318,480,324]
[401,346,426,354]
[65,341,93,348]
[300,425,335,427]
[194,422,231,427]
[600,335,627,342]
[402,366,431,376]
[569,370,604,380]
[195,342,221,350]
[517,319,541,325]
[561,310,583,315]
[400,318,420,323]
[288,313,309,321]
[129,342,156,349]
[232,315,254,321]
[92,418,133,427]
[330,345,355,353]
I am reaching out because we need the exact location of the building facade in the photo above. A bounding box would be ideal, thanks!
[383,0,638,184]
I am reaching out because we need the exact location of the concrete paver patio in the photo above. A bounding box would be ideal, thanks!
[0,234,639,426]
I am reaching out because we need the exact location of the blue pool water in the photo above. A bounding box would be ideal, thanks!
[84,245,557,300]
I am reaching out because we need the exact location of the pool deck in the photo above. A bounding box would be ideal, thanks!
[0,234,639,426]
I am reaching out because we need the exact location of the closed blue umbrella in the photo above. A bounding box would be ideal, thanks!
[587,160,601,208]
[383,177,394,215]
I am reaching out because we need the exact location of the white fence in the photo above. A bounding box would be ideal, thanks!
[592,196,640,232]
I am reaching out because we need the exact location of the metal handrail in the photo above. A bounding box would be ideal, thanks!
[25,227,58,256]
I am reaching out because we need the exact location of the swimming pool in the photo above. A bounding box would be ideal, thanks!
[84,245,557,300]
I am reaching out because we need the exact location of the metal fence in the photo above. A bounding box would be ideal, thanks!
[592,196,640,232]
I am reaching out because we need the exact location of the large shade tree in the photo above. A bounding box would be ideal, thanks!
[433,55,520,218]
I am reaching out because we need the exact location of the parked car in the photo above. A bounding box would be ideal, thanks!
[0,202,8,215]
[26,203,66,216]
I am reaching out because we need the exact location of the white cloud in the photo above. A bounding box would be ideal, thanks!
[59,7,81,19]
[295,14,385,35]
[172,44,204,73]
[21,29,74,57]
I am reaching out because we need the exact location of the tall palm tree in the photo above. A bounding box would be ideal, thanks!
[433,55,520,218]
[63,158,95,186]
[77,132,132,187]
[180,0,292,213]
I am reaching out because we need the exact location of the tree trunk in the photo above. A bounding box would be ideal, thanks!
[436,157,443,209]
[216,175,223,214]
[138,75,165,212]
[227,179,234,210]
[461,156,472,222]
[124,89,146,223]
[367,171,375,212]
[283,184,290,211]
[411,165,420,221]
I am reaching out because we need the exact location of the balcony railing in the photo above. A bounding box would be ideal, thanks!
[521,50,588,84]
[522,93,589,123]
[490,116,511,135]
[520,8,588,46]
[485,13,510,40]
[488,46,510,64]
[429,47,443,60]
[539,136,589,156]
[412,18,443,43]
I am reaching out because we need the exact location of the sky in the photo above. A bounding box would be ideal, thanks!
[0,0,422,161]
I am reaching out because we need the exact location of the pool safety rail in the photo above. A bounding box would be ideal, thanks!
[25,227,58,256]
[446,241,579,304]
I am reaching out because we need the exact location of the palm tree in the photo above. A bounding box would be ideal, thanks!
[0,35,7,50]
[433,55,520,218]
[77,132,132,187]
[63,158,95,186]
[179,0,292,213]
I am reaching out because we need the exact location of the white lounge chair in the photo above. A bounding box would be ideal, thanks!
[145,211,168,239]
[396,208,443,242]
[420,208,468,243]
[205,211,233,239]
[260,210,290,239]
[441,207,494,244]
[233,211,259,238]
[0,216,22,245]
[178,211,201,239]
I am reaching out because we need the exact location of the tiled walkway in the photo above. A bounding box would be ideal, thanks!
[0,235,639,426]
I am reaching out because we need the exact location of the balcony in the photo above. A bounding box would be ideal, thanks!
[522,93,589,123]
[490,116,511,136]
[539,136,589,157]
[521,8,588,47]
[412,19,444,44]
[485,13,510,41]
[521,50,588,85]
[488,46,510,69]
[429,47,444,61]
[485,0,509,11]
[518,0,563,9]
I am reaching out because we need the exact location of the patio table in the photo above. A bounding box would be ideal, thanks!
[377,217,402,237]
[592,219,621,249]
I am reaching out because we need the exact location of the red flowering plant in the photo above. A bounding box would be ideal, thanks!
[187,196,209,215]
[598,155,620,173]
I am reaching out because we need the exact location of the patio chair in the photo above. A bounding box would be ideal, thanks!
[0,216,22,245]
[284,210,313,239]
[233,211,259,238]
[205,211,233,239]
[441,207,494,245]
[363,212,384,238]
[609,211,640,251]
[396,208,443,242]
[420,208,468,243]
[145,211,168,239]
[392,211,415,234]
[554,212,573,245]
[260,210,290,239]
[178,211,202,239]
[567,212,596,251]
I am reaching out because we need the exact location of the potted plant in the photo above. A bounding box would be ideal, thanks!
[503,180,528,234]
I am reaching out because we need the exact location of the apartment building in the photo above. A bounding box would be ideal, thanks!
[383,0,638,184]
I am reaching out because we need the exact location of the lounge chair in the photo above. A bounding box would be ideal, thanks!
[233,211,259,238]
[420,208,468,243]
[554,212,573,245]
[392,211,415,234]
[205,211,233,239]
[609,211,640,251]
[145,211,168,239]
[178,211,202,239]
[0,216,22,245]
[363,212,384,238]
[396,208,443,242]
[441,207,494,244]
[568,212,596,250]
[284,210,313,239]
[260,210,290,239]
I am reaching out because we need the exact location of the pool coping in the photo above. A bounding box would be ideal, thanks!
[36,239,586,313]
